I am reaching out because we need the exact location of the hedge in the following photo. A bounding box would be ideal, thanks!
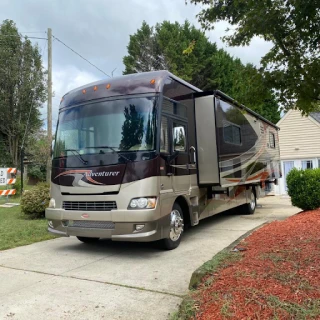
[21,182,50,219]
[286,168,320,211]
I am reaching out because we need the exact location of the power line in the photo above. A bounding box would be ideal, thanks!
[52,34,111,78]
[21,32,46,34]
[0,35,47,40]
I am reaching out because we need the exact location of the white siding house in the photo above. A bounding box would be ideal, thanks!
[274,110,320,195]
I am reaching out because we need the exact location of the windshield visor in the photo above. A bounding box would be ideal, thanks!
[53,96,158,165]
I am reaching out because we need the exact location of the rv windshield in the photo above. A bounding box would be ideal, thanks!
[54,96,157,160]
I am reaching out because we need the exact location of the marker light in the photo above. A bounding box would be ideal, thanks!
[128,197,157,209]
[82,89,86,94]
[93,86,98,91]
[106,84,111,89]
[150,79,156,85]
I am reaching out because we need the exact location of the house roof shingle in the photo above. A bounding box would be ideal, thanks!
[310,112,320,124]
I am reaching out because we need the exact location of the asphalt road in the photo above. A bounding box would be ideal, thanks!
[0,196,300,320]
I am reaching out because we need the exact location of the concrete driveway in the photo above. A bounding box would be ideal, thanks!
[0,196,299,320]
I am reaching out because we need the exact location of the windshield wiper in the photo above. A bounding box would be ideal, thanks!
[64,149,88,165]
[84,146,131,162]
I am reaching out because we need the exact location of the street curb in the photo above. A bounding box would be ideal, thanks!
[188,221,269,290]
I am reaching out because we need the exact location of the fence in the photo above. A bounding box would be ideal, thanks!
[0,168,17,197]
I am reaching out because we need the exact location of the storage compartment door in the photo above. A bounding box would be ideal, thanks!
[195,95,219,186]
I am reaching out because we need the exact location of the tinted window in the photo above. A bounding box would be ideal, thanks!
[54,96,157,158]
[162,98,187,118]
[223,122,241,145]
[160,116,169,153]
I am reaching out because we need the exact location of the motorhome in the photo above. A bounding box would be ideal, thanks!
[46,71,280,249]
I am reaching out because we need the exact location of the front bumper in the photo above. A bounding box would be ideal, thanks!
[46,208,169,242]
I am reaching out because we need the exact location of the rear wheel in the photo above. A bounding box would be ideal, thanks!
[161,203,184,250]
[241,189,256,215]
[77,236,100,244]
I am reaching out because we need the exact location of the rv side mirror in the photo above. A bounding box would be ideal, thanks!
[189,146,196,164]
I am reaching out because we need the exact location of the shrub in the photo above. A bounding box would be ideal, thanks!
[21,182,50,218]
[27,164,46,182]
[286,168,320,211]
[13,175,24,197]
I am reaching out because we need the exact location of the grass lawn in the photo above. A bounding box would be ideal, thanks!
[0,197,56,251]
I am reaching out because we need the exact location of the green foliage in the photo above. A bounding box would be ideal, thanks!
[286,168,320,210]
[26,131,51,169]
[13,175,23,197]
[189,0,320,114]
[0,20,47,167]
[123,20,280,123]
[27,164,46,181]
[21,182,50,218]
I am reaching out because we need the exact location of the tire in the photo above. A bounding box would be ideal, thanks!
[241,189,256,215]
[161,203,184,250]
[77,236,100,244]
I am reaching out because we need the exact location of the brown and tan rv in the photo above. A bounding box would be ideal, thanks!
[46,71,280,249]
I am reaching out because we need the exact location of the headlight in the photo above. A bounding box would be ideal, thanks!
[49,198,56,208]
[128,197,157,209]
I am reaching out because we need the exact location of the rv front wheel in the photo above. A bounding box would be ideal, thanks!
[77,236,100,244]
[161,203,184,250]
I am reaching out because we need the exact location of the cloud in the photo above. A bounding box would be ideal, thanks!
[2,0,273,132]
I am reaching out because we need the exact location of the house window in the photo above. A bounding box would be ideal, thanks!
[223,122,241,145]
[318,159,320,168]
[301,160,313,170]
[269,132,275,148]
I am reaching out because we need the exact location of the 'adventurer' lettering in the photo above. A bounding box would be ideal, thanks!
[85,171,120,177]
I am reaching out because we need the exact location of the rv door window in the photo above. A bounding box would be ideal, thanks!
[173,123,187,152]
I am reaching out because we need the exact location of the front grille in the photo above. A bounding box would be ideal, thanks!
[68,220,115,229]
[63,201,117,211]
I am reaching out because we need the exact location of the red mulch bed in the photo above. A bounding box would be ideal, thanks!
[193,209,320,320]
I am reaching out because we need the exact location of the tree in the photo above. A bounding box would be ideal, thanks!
[123,21,169,74]
[123,20,280,123]
[189,0,320,114]
[26,129,51,181]
[120,104,144,150]
[0,20,46,167]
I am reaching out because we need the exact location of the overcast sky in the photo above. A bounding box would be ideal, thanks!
[1,0,272,128]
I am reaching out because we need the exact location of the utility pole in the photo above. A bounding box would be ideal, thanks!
[46,28,52,182]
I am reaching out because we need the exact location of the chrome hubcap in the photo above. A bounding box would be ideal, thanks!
[250,193,256,210]
[169,210,184,241]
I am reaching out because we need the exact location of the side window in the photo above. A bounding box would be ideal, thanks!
[160,116,169,153]
[162,98,187,118]
[173,123,187,152]
[223,121,241,145]
[269,132,275,148]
